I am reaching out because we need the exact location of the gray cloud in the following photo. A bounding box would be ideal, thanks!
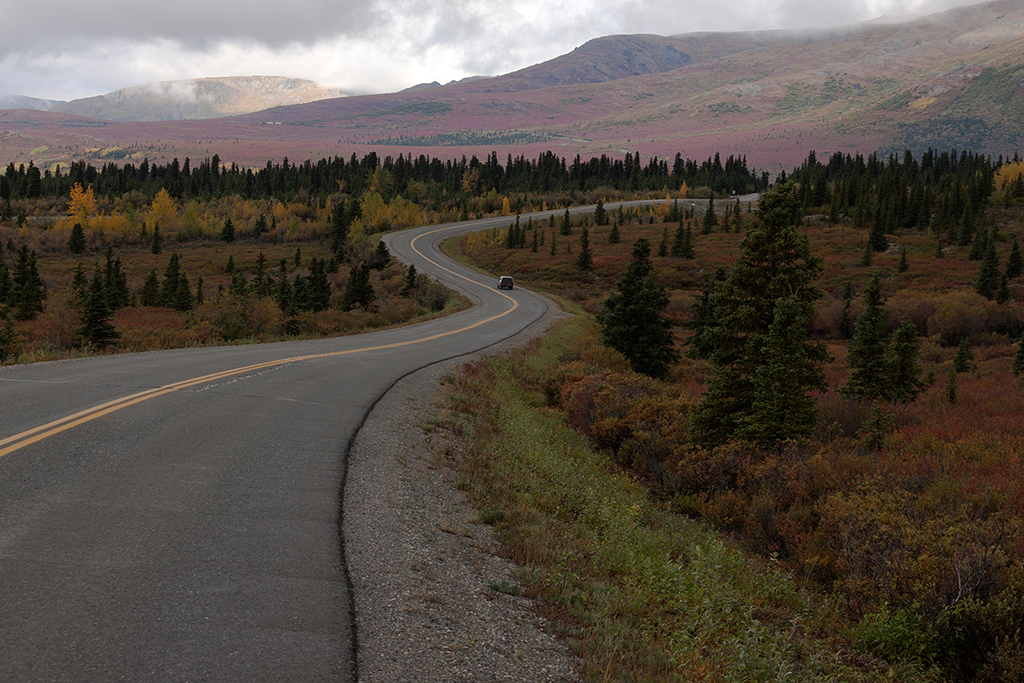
[0,0,380,55]
[0,0,989,100]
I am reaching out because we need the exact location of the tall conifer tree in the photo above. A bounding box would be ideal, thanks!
[692,182,827,446]
[596,238,678,378]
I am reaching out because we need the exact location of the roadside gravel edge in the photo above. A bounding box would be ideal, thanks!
[345,306,580,682]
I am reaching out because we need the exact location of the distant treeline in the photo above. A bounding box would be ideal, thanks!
[786,148,1024,231]
[0,150,766,204]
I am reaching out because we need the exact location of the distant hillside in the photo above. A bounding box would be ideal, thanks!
[2,0,1024,170]
[48,76,346,122]
[0,95,62,111]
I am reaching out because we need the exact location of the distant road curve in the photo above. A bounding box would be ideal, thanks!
[0,200,665,682]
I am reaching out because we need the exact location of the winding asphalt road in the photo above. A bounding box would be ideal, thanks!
[0,201,663,681]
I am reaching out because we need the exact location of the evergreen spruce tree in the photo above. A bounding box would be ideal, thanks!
[275,272,293,314]
[330,204,349,261]
[0,245,9,306]
[103,247,130,310]
[371,240,391,270]
[954,337,975,373]
[1012,331,1024,376]
[608,221,620,245]
[737,296,826,443]
[868,218,887,252]
[173,273,193,312]
[0,308,15,362]
[150,224,162,255]
[290,273,308,310]
[897,248,909,273]
[78,269,120,348]
[957,203,976,247]
[687,267,727,360]
[975,235,1000,299]
[576,227,593,271]
[252,214,268,241]
[702,193,718,233]
[945,365,958,404]
[1007,237,1023,279]
[306,258,331,312]
[195,275,204,305]
[252,251,269,297]
[596,238,679,378]
[842,275,888,400]
[671,222,685,257]
[159,253,194,311]
[692,182,827,445]
[968,225,987,261]
[229,270,249,299]
[139,269,160,306]
[504,222,517,249]
[68,223,86,254]
[560,209,572,236]
[594,199,608,226]
[401,264,417,296]
[657,227,668,257]
[340,263,375,311]
[550,230,557,256]
[884,318,926,403]
[160,253,183,307]
[69,263,88,308]
[11,245,46,321]
[225,255,235,273]
[220,218,236,243]
[997,273,1011,304]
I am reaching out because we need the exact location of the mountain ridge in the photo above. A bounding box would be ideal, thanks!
[2,0,1023,171]
[3,76,346,122]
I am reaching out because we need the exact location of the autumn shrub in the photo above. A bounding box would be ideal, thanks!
[189,296,287,341]
[22,289,80,352]
[119,325,204,351]
[922,289,1004,345]
[412,279,451,312]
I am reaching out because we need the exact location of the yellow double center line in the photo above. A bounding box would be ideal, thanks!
[0,223,518,459]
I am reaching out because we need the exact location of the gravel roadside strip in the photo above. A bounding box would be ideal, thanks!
[345,309,580,682]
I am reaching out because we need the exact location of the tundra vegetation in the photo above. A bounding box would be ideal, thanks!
[4,148,1024,680]
[444,148,1024,681]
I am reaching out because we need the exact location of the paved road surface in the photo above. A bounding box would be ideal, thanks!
[0,201,668,681]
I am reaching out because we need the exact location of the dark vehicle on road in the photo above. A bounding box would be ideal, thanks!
[496,276,514,290]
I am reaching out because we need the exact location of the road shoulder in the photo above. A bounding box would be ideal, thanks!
[345,308,578,682]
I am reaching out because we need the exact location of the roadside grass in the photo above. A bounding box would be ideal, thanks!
[435,316,934,682]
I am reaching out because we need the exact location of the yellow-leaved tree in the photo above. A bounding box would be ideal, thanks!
[995,161,1024,190]
[147,188,177,229]
[361,192,388,232]
[67,182,96,225]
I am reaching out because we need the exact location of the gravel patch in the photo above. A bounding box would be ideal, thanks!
[345,310,579,683]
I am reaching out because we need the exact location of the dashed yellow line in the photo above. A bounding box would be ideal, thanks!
[0,221,518,459]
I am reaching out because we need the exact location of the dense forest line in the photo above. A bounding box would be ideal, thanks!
[0,150,766,206]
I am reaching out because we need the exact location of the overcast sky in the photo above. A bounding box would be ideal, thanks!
[0,0,985,101]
